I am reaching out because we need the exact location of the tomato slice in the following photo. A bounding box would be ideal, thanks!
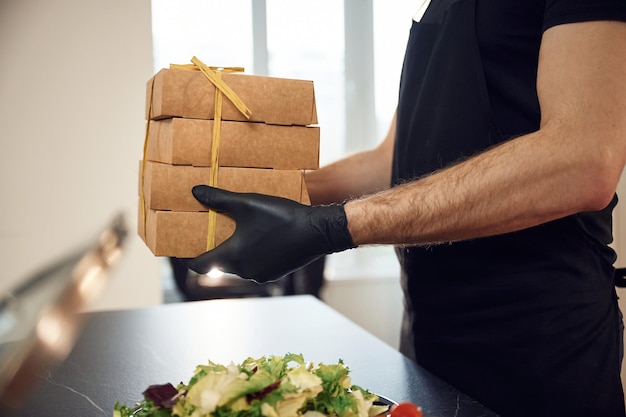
[390,402,424,417]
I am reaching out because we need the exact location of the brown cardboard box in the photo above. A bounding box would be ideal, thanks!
[137,180,311,258]
[138,209,235,258]
[146,68,318,126]
[147,118,319,170]
[140,161,308,212]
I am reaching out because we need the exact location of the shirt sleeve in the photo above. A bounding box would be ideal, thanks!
[543,0,626,31]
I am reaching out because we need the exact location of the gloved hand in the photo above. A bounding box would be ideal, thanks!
[182,185,356,283]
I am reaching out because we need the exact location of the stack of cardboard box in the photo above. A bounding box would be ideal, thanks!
[138,65,320,258]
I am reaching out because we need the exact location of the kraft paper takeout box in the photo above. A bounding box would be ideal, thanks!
[147,118,320,170]
[138,209,235,259]
[146,68,318,126]
[140,161,309,212]
[138,182,311,258]
[139,63,318,258]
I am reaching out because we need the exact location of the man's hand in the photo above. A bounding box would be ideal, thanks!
[182,185,356,283]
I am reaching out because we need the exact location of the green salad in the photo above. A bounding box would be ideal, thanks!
[114,353,389,417]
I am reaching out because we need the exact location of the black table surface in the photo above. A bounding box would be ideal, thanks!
[5,295,498,417]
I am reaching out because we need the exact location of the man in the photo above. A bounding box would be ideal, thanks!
[185,0,626,415]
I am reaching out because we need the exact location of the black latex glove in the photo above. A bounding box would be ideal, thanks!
[182,185,356,283]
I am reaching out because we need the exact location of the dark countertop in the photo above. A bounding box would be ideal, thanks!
[4,295,498,417]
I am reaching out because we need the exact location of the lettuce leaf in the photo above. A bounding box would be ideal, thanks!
[113,354,386,417]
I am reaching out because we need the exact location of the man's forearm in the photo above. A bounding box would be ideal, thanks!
[306,111,397,206]
[305,148,392,205]
[344,126,614,246]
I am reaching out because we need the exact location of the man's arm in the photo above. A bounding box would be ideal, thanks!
[305,111,397,205]
[345,20,626,245]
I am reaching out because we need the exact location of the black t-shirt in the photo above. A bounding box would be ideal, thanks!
[393,0,626,416]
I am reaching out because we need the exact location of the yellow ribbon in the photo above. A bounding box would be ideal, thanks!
[139,57,251,253]
[206,70,224,251]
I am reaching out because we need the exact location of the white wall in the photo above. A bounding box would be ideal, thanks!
[0,0,161,311]
[321,276,403,349]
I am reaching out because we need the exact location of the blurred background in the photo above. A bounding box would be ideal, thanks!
[1,0,624,358]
